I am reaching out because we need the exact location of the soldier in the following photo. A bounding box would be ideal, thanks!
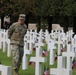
[8,14,27,75]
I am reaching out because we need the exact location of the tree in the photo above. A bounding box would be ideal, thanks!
[0,0,76,32]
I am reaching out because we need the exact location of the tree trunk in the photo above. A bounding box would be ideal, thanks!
[1,15,4,29]
[63,16,69,32]
[73,16,76,34]
[48,16,53,33]
[37,16,41,32]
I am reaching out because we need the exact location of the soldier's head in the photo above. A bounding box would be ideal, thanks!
[18,14,26,25]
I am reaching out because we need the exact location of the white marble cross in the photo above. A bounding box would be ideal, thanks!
[48,39,56,65]
[7,39,11,57]
[39,29,44,40]
[22,41,32,70]
[39,29,44,36]
[50,30,55,40]
[32,30,37,43]
[50,56,72,75]
[55,33,63,55]
[27,31,35,53]
[44,30,50,44]
[35,36,45,48]
[0,30,7,52]
[54,30,60,39]
[68,30,74,42]
[25,30,30,42]
[71,35,76,52]
[0,65,12,75]
[60,32,66,48]
[0,30,2,49]
[30,47,46,75]
[62,44,75,69]
[66,32,71,44]
[46,35,50,47]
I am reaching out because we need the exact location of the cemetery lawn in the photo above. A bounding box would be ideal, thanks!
[0,48,76,75]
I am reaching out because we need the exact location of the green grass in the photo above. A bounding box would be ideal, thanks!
[0,45,76,75]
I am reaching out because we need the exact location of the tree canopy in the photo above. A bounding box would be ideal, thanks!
[0,0,76,16]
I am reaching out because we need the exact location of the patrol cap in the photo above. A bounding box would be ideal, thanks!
[19,14,26,21]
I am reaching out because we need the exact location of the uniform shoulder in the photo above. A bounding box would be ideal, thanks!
[11,22,20,28]
[12,22,19,26]
[23,24,27,28]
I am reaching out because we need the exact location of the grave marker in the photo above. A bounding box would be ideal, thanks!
[48,39,56,65]
[51,56,72,75]
[55,33,63,55]
[30,47,46,75]
[27,30,35,53]
[22,39,32,70]
[0,65,12,75]
[62,44,75,69]
[35,36,45,48]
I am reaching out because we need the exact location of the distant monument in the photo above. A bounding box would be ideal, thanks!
[28,23,37,30]
[52,24,63,30]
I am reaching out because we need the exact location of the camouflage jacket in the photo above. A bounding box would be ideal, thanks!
[8,22,27,46]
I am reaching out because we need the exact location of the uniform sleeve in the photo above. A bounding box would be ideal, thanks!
[8,24,15,39]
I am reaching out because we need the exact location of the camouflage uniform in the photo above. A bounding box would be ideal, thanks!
[8,22,27,71]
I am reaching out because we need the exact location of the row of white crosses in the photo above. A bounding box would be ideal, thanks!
[22,29,47,75]
[50,29,74,55]
[50,30,64,41]
[0,29,6,51]
[36,29,75,66]
[0,29,11,57]
[22,30,34,70]
[30,29,46,75]
[17,29,76,75]
[0,28,75,75]
[22,29,69,75]
[44,30,57,65]
[43,30,58,65]
[50,30,65,55]
[44,29,76,75]
[0,29,74,57]
[19,29,43,68]
[51,44,76,75]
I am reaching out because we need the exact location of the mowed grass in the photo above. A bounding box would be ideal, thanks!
[0,45,76,75]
